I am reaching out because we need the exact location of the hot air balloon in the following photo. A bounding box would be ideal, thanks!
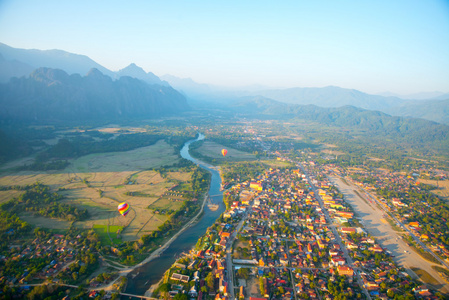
[118,202,130,216]
[221,149,228,157]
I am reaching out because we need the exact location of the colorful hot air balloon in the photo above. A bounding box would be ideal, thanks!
[118,202,130,216]
[221,149,228,157]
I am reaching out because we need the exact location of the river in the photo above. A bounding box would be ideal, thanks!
[124,133,225,296]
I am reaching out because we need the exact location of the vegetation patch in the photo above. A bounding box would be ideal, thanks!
[410,267,441,287]
[233,239,252,259]
[189,140,257,165]
[92,224,123,245]
[0,189,25,204]
[70,140,179,173]
[149,195,187,213]
[432,266,449,281]
[1,183,88,221]
[384,215,404,232]
[418,179,449,201]
[262,159,295,168]
[222,161,269,185]
[18,212,72,230]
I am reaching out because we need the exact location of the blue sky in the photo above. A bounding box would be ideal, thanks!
[0,0,448,94]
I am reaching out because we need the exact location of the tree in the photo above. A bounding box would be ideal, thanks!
[173,293,188,300]
[237,268,249,279]
[159,283,171,293]
[259,277,265,295]
[206,272,214,290]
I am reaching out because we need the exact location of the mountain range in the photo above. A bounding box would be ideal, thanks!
[0,42,448,125]
[0,42,114,78]
[0,43,190,123]
[376,91,449,100]
[0,67,188,123]
[0,42,170,86]
[226,95,449,154]
[162,75,449,124]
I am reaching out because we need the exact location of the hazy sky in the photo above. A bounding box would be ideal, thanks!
[0,0,448,94]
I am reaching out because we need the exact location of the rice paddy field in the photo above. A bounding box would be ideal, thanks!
[0,140,193,243]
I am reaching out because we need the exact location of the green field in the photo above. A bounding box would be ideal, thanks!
[93,224,124,246]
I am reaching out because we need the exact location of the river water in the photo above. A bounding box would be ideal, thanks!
[124,133,225,296]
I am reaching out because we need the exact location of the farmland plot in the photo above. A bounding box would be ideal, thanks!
[0,140,194,243]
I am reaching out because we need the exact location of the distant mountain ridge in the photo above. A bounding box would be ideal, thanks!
[163,75,449,124]
[1,42,448,125]
[0,43,169,87]
[117,63,169,86]
[255,86,405,111]
[386,98,449,125]
[0,53,35,83]
[0,42,115,78]
[0,67,189,123]
[377,91,448,100]
[162,75,406,111]
[229,96,449,154]
[160,74,213,95]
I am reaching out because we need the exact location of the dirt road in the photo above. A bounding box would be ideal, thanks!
[329,176,449,293]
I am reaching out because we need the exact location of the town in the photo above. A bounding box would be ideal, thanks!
[1,121,449,300]
[157,153,444,300]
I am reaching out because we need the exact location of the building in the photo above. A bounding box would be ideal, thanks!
[337,266,354,276]
[341,227,356,234]
[250,182,263,191]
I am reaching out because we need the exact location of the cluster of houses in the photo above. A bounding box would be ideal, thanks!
[0,234,80,286]
[331,164,449,260]
[160,156,443,299]
[166,256,230,300]
[302,160,442,299]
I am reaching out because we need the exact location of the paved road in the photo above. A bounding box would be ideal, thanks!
[226,214,247,300]
[329,176,449,293]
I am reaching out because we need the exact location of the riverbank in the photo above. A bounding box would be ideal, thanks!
[123,133,225,296]
[142,150,222,296]
[93,188,211,293]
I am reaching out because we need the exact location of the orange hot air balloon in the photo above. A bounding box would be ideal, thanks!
[221,149,228,157]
